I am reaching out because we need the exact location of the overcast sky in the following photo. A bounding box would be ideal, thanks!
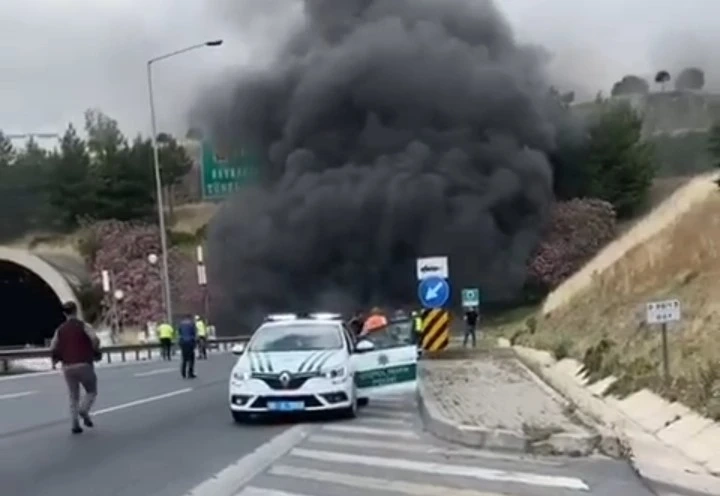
[1,0,718,143]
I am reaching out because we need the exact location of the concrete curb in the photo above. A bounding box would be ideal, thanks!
[417,377,601,457]
[507,344,628,460]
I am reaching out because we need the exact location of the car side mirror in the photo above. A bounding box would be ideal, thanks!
[231,343,246,355]
[355,339,375,353]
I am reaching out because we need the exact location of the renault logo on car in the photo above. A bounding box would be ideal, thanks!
[279,371,291,387]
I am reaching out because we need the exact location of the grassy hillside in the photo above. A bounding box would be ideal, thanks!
[509,180,720,419]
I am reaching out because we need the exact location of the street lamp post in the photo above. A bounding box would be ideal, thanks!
[146,39,223,325]
[196,245,209,320]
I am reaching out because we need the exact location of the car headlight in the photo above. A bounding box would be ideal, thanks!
[232,371,251,382]
[324,366,347,380]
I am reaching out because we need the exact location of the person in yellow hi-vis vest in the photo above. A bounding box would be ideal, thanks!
[195,315,208,360]
[411,310,423,346]
[157,322,175,361]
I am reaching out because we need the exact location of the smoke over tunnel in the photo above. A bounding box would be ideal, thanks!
[0,248,81,347]
[194,0,576,331]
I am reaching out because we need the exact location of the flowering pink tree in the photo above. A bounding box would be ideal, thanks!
[81,220,203,327]
[527,199,616,291]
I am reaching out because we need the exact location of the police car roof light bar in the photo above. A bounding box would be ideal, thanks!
[309,312,342,320]
[265,313,298,321]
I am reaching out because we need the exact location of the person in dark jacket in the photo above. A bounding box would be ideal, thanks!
[177,315,197,379]
[463,307,479,348]
[348,310,364,338]
[50,301,100,434]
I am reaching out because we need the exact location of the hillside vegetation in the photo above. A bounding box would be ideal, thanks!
[573,91,719,177]
[510,176,720,419]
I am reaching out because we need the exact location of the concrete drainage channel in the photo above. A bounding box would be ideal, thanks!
[416,348,626,458]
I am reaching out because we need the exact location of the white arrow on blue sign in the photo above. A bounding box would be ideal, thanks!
[418,276,450,308]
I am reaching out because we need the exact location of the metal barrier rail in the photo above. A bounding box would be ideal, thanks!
[0,336,251,374]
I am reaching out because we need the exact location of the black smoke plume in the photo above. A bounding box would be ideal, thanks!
[195,0,572,331]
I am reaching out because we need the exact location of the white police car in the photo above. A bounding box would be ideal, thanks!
[228,312,417,422]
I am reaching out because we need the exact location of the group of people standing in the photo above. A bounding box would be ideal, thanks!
[49,303,211,435]
[347,306,480,348]
[156,315,209,378]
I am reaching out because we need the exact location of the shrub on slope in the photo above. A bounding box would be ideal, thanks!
[527,199,616,292]
[79,220,203,327]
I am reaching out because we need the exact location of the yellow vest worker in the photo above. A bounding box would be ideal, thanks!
[158,322,174,361]
[158,323,174,339]
[195,317,207,337]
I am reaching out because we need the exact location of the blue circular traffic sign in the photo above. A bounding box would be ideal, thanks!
[418,277,450,308]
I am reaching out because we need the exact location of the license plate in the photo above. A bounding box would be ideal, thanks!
[267,401,305,411]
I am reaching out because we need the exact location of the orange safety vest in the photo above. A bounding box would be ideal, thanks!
[362,315,388,333]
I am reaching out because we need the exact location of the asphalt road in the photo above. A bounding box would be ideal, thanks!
[221,395,655,496]
[0,355,655,496]
[0,354,289,496]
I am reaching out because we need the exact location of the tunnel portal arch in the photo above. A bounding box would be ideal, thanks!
[0,247,81,346]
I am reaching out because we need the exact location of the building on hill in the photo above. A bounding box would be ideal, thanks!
[573,91,720,137]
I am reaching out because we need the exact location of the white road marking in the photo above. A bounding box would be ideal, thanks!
[94,388,193,415]
[363,409,414,420]
[288,448,590,491]
[270,464,514,496]
[0,391,36,400]
[302,434,565,465]
[321,424,419,439]
[354,415,411,426]
[183,425,309,496]
[133,368,174,377]
[237,487,311,496]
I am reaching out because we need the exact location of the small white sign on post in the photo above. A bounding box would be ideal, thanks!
[197,264,207,286]
[646,299,681,324]
[101,270,111,293]
[416,256,449,280]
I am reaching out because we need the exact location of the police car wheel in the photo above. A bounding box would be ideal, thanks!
[341,399,358,419]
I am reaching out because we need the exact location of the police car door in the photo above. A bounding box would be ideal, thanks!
[351,318,418,397]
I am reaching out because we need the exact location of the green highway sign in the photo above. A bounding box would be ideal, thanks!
[200,141,259,200]
[461,288,480,307]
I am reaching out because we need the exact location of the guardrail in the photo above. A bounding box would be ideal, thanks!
[0,336,251,374]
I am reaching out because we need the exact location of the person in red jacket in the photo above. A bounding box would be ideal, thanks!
[50,301,101,434]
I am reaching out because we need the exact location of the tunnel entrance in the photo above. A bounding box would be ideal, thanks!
[0,260,64,346]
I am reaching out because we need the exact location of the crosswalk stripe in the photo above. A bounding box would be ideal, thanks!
[321,424,419,439]
[363,409,415,420]
[237,487,310,496]
[366,398,415,408]
[269,464,514,496]
[288,448,590,491]
[354,416,411,426]
[302,434,565,466]
[306,434,426,451]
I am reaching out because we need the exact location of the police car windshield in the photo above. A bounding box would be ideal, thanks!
[248,323,343,352]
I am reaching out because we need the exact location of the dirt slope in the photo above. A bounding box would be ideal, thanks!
[521,174,720,418]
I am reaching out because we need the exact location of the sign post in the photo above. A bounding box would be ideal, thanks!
[461,288,480,308]
[200,142,259,200]
[416,256,450,352]
[645,299,681,386]
[416,256,449,280]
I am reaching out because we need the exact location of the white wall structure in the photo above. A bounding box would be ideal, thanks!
[0,246,82,318]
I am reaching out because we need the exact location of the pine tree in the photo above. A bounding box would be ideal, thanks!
[0,131,14,167]
[584,102,655,218]
[47,124,94,227]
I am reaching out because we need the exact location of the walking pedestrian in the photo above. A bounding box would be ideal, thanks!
[177,314,197,379]
[463,306,479,348]
[50,301,101,435]
[157,321,174,360]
